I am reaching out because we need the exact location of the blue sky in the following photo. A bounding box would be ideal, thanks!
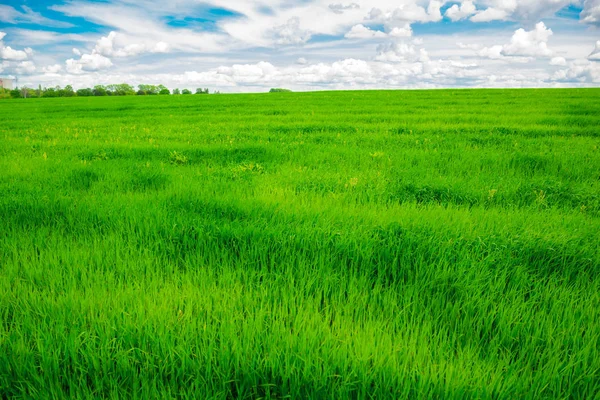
[1,0,599,91]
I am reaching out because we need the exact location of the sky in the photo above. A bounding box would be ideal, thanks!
[1,0,599,92]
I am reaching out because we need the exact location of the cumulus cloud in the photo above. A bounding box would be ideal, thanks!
[389,25,413,38]
[368,2,445,27]
[345,24,386,39]
[216,61,279,84]
[0,45,30,61]
[471,7,509,22]
[272,17,311,45]
[363,1,445,39]
[64,31,170,75]
[94,31,170,57]
[589,40,600,61]
[502,22,553,57]
[0,31,32,61]
[477,45,505,59]
[553,59,600,82]
[446,1,477,21]
[471,0,575,23]
[66,53,113,74]
[43,64,63,74]
[16,61,36,74]
[581,0,600,25]
[550,56,567,66]
[153,42,169,53]
[375,42,429,63]
[475,22,554,60]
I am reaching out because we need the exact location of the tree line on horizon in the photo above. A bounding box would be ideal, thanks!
[0,84,217,99]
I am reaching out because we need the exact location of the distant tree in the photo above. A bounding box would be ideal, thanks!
[10,89,22,98]
[159,85,170,95]
[182,89,192,95]
[195,88,209,95]
[42,87,59,98]
[173,88,181,95]
[77,88,94,97]
[138,84,159,95]
[121,84,136,96]
[269,88,292,93]
[20,87,35,98]
[137,89,146,96]
[61,85,75,97]
[107,83,135,96]
[93,85,108,96]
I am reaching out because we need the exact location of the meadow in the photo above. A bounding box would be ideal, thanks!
[1,89,599,399]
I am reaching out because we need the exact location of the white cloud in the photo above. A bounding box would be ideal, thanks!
[93,31,170,58]
[471,7,509,22]
[476,22,554,60]
[457,42,482,51]
[272,17,311,45]
[550,56,567,66]
[66,53,113,74]
[153,42,169,53]
[43,64,63,74]
[375,42,429,63]
[62,30,171,75]
[389,25,413,38]
[471,0,576,23]
[0,45,29,61]
[216,61,279,84]
[478,45,505,59]
[589,40,600,60]
[16,61,36,74]
[0,32,32,61]
[368,2,445,28]
[553,59,600,82]
[329,3,360,14]
[345,24,386,39]
[502,22,553,57]
[581,0,600,25]
[446,1,477,21]
[296,57,308,65]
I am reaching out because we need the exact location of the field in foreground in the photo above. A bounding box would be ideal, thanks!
[1,89,599,399]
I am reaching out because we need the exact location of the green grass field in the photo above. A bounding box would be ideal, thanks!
[1,89,599,399]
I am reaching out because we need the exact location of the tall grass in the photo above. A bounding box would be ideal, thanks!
[1,89,599,398]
